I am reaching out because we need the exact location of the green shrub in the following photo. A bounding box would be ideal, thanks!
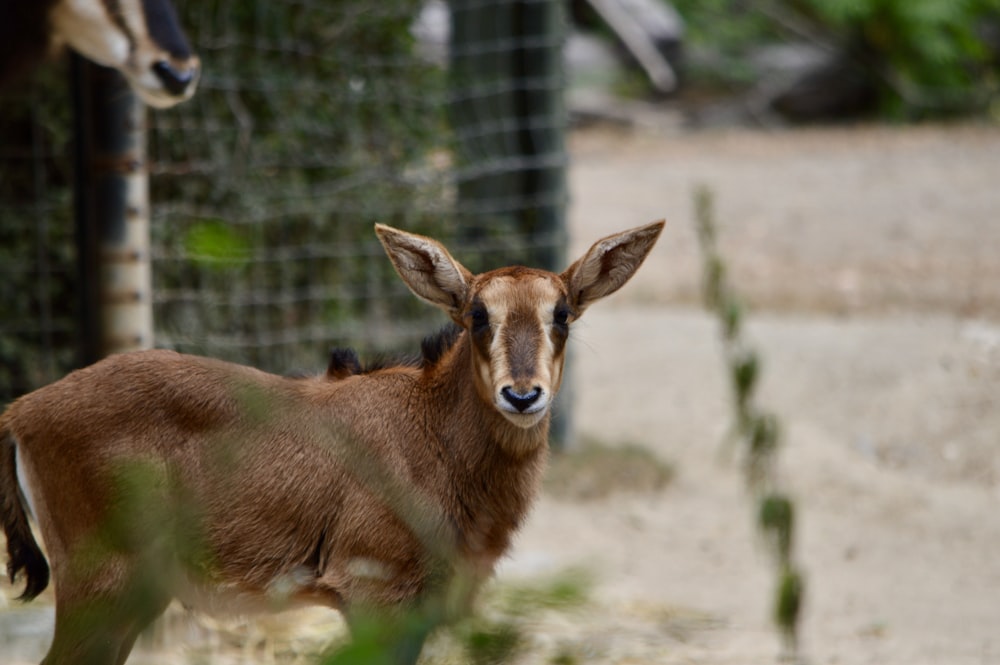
[672,0,1000,117]
[791,0,1000,115]
[0,64,78,400]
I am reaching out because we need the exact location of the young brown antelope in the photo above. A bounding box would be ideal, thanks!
[0,0,199,107]
[1,220,664,664]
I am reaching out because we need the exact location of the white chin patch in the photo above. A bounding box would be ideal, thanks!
[127,74,196,109]
[495,389,550,428]
[498,406,548,429]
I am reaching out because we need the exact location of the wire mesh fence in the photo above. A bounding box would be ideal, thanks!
[0,67,77,399]
[0,0,569,399]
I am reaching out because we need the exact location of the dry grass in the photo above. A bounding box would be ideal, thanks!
[544,438,674,501]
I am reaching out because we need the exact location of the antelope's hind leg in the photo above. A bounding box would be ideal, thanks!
[343,609,432,665]
[43,562,171,665]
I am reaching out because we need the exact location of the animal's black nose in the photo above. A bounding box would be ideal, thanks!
[152,60,197,96]
[501,386,542,412]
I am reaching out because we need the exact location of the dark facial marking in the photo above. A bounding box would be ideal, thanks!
[468,300,489,335]
[550,298,571,354]
[101,0,137,52]
[467,299,493,362]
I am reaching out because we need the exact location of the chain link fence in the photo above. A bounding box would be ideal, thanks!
[0,0,568,399]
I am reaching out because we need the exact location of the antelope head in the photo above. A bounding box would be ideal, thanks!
[376,221,665,430]
[50,0,199,107]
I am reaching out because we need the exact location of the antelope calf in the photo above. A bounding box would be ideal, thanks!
[1,221,664,664]
[1,0,199,107]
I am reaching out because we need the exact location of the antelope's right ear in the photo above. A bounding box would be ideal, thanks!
[561,220,665,314]
[375,224,473,317]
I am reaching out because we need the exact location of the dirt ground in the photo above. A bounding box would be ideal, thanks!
[3,124,1000,664]
[506,123,1000,665]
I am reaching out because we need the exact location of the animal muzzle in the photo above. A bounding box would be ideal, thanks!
[496,384,549,428]
[500,386,544,413]
[151,59,198,96]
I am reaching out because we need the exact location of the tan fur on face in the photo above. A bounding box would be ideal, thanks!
[49,0,199,108]
[469,271,568,428]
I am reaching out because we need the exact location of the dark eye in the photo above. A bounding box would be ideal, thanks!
[470,306,490,332]
[553,306,570,327]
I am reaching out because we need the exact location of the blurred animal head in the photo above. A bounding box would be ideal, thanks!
[2,0,199,107]
[376,220,665,430]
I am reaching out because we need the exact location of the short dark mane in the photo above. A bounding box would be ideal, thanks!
[324,324,464,379]
[325,347,362,380]
[419,323,463,368]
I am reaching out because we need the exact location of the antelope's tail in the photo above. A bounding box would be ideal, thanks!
[0,419,49,600]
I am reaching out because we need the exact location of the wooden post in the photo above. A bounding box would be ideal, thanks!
[71,55,154,366]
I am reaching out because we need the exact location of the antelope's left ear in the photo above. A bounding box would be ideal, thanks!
[561,220,665,313]
[376,224,473,318]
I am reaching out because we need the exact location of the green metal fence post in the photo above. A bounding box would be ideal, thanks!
[448,0,572,447]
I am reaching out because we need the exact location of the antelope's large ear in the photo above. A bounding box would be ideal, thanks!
[561,220,665,313]
[375,224,473,317]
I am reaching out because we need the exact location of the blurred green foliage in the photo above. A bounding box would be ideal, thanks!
[672,0,1000,116]
[671,0,782,86]
[694,185,805,656]
[0,63,78,401]
[790,0,1000,115]
[183,220,251,266]
[319,568,592,665]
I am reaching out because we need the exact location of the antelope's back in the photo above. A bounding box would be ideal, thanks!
[6,350,269,450]
[3,349,440,605]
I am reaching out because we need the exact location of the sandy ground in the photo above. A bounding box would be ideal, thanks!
[3,124,1000,664]
[502,124,1000,665]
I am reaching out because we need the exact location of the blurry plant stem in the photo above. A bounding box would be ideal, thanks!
[694,184,805,660]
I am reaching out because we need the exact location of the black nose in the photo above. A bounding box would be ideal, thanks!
[152,60,197,96]
[501,386,542,412]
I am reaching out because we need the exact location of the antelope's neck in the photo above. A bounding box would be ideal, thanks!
[424,334,549,568]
